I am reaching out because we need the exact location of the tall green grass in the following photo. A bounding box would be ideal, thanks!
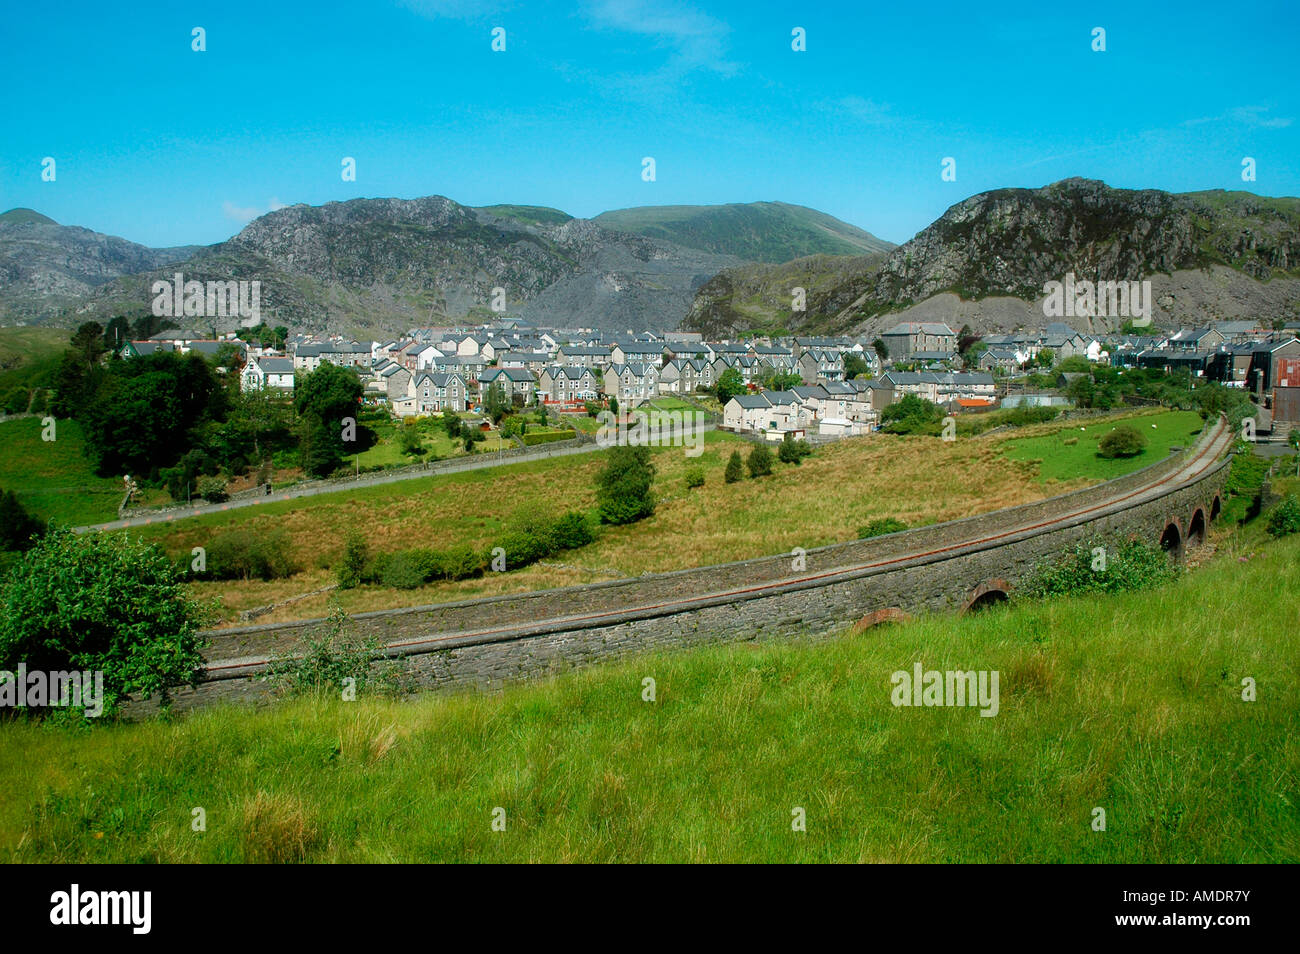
[1,530,1296,863]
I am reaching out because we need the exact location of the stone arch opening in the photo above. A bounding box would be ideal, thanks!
[964,579,1011,613]
[1188,508,1207,547]
[853,607,911,632]
[1210,495,1222,522]
[1159,521,1184,561]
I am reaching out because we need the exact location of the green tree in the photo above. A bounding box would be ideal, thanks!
[881,394,944,435]
[102,316,131,351]
[778,432,813,464]
[724,450,743,484]
[0,528,207,714]
[79,352,227,476]
[715,368,746,405]
[484,381,509,424]
[747,442,774,477]
[595,445,656,524]
[1098,425,1147,459]
[336,533,370,589]
[843,353,870,380]
[872,338,889,363]
[295,363,364,476]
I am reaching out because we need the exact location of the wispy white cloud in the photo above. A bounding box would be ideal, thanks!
[582,0,735,76]
[1183,105,1292,129]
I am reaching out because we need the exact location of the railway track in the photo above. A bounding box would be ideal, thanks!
[200,416,1232,683]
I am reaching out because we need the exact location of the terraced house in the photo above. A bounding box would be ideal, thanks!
[659,357,714,394]
[797,348,845,383]
[479,366,537,403]
[538,365,601,404]
[411,371,468,413]
[556,344,613,367]
[603,362,659,407]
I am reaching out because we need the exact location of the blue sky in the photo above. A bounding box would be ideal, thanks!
[2,0,1296,249]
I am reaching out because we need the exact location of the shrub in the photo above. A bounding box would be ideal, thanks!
[724,450,743,484]
[260,607,405,698]
[207,528,298,581]
[1098,425,1146,459]
[1020,539,1178,599]
[747,443,774,478]
[336,533,369,589]
[1062,436,1079,446]
[549,511,594,551]
[0,528,207,714]
[492,529,554,570]
[380,551,427,589]
[1266,495,1300,537]
[778,434,813,465]
[596,445,655,525]
[435,543,486,581]
[685,467,705,489]
[858,518,908,539]
[196,475,229,503]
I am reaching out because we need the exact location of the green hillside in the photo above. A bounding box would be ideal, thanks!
[2,524,1295,863]
[594,201,895,263]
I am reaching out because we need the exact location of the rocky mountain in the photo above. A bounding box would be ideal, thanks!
[593,201,894,262]
[8,197,745,335]
[685,179,1300,338]
[0,209,200,325]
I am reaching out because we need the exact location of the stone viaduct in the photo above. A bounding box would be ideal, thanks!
[154,417,1233,713]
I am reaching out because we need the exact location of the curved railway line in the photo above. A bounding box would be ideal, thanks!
[192,415,1234,695]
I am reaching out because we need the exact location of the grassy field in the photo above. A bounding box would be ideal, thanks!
[998,409,1205,483]
[137,425,1069,623]
[125,408,1201,625]
[0,417,168,526]
[0,326,69,372]
[1,522,1295,863]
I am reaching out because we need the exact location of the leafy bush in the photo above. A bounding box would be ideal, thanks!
[596,445,655,525]
[858,518,908,539]
[724,450,743,484]
[207,528,298,581]
[549,511,594,551]
[685,467,705,489]
[1266,495,1300,537]
[0,528,207,714]
[747,443,774,478]
[435,544,486,581]
[260,608,406,698]
[196,474,229,503]
[492,529,553,570]
[1020,539,1178,599]
[336,533,368,589]
[881,394,944,435]
[778,434,813,465]
[1098,425,1147,459]
[380,551,428,589]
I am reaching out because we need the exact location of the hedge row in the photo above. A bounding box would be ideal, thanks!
[347,510,595,590]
